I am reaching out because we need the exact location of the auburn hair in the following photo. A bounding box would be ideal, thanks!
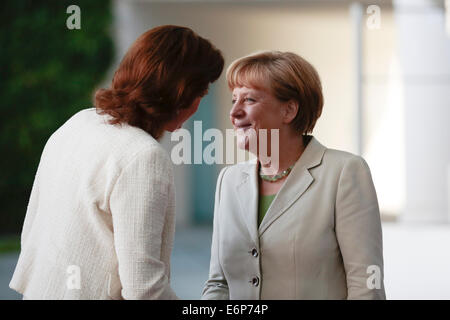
[94,25,224,139]
[226,51,323,135]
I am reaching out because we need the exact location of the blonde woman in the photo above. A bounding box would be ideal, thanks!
[202,51,385,300]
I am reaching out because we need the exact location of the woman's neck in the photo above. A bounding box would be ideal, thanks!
[259,132,306,176]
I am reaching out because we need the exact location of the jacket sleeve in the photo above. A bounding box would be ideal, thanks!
[110,146,178,300]
[335,156,386,300]
[202,167,229,300]
[20,160,42,248]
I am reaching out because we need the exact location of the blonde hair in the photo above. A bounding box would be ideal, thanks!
[226,51,323,134]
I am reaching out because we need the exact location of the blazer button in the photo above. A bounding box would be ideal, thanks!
[251,276,260,287]
[251,248,258,257]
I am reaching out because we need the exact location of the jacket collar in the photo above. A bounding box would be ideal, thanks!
[235,136,326,244]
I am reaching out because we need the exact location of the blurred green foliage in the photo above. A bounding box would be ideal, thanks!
[0,235,21,253]
[0,1,114,234]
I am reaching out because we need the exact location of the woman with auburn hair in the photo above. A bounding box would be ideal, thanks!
[10,25,224,300]
[202,51,385,300]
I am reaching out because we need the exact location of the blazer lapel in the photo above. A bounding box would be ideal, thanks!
[235,159,259,246]
[258,136,326,237]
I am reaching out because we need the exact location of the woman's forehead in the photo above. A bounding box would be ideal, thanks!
[232,86,254,93]
[230,66,270,87]
[232,84,271,96]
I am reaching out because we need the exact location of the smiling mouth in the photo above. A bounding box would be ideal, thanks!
[234,124,252,131]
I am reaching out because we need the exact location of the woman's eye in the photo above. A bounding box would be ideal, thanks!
[231,98,255,104]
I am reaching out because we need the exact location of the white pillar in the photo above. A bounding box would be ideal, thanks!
[350,2,364,156]
[394,0,450,223]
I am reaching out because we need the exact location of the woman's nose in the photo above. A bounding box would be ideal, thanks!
[230,101,244,120]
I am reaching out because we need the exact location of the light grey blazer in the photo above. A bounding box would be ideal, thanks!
[202,136,386,300]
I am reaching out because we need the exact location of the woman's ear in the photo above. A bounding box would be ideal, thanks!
[283,100,299,124]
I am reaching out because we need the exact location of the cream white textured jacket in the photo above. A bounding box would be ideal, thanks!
[202,137,386,300]
[10,108,178,300]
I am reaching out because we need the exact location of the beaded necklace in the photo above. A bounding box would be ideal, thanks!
[259,164,294,182]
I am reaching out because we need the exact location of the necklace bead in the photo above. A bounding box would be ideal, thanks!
[259,165,294,182]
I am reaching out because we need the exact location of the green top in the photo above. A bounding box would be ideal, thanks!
[258,194,276,226]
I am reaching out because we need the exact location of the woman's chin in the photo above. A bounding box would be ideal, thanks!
[236,140,248,152]
[236,135,251,151]
[237,138,260,157]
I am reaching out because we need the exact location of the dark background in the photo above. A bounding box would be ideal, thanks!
[0,0,114,236]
